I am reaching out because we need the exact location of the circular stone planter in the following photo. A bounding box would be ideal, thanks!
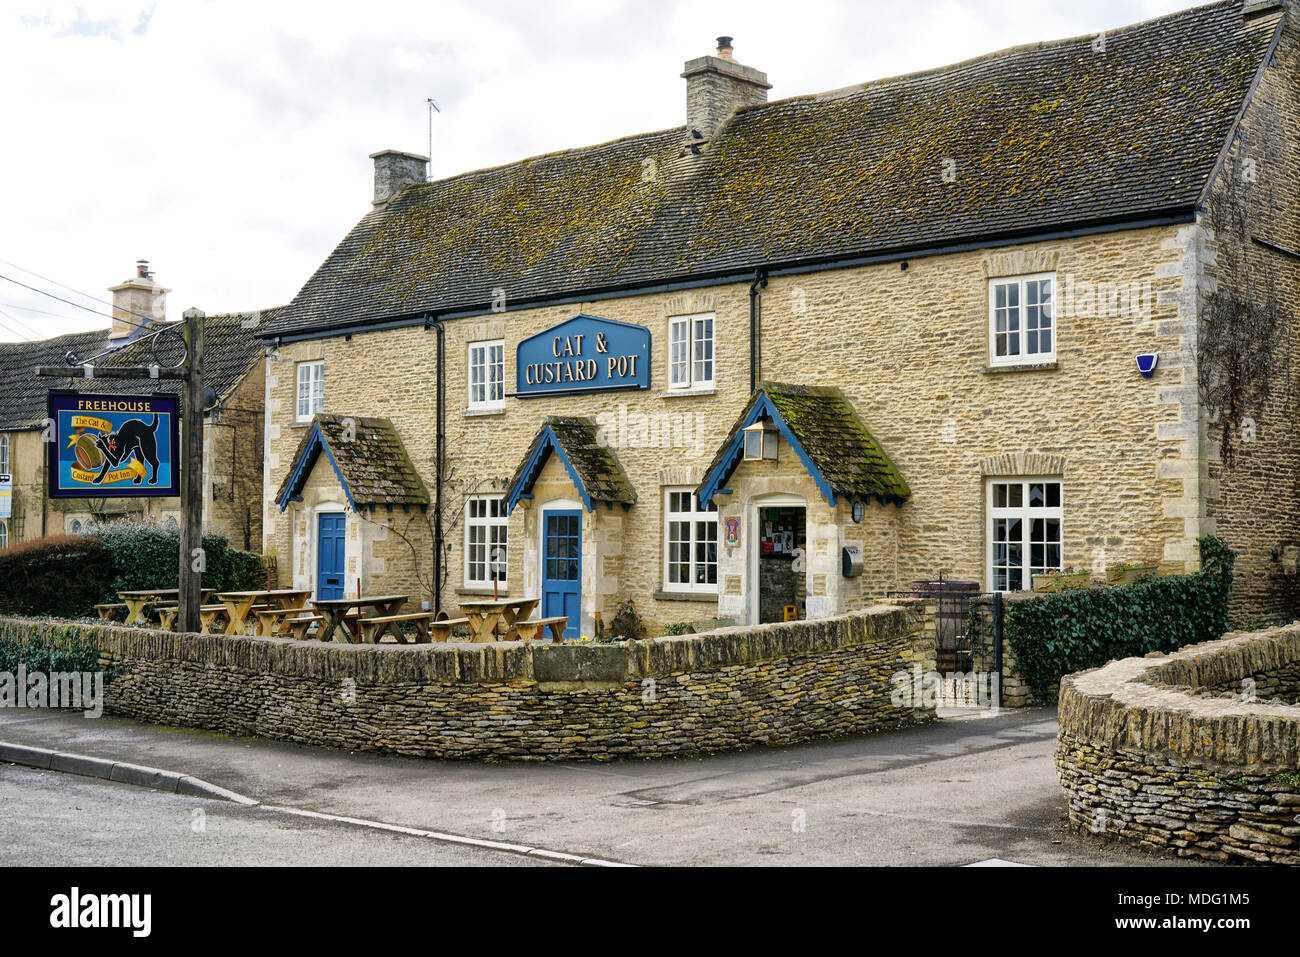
[1056,624,1300,865]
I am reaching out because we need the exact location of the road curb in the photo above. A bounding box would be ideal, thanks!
[0,740,259,806]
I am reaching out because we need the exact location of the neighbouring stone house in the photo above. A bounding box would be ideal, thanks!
[260,0,1300,636]
[0,263,282,551]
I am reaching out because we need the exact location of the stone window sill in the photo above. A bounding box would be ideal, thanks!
[659,387,717,398]
[455,585,510,598]
[464,406,506,417]
[653,589,718,603]
[982,360,1059,374]
[290,420,313,429]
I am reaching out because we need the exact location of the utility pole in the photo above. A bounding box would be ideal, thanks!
[178,308,205,634]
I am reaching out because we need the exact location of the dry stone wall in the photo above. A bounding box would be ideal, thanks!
[1056,625,1300,865]
[0,604,934,762]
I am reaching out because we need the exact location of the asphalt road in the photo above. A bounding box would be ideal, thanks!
[0,762,556,866]
[0,707,1199,866]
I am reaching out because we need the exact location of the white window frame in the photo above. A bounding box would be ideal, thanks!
[465,494,508,587]
[986,477,1063,592]
[296,360,324,423]
[0,433,9,474]
[467,339,505,412]
[663,488,719,593]
[667,313,715,391]
[988,272,1056,367]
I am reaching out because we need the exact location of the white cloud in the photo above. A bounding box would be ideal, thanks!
[0,0,1208,341]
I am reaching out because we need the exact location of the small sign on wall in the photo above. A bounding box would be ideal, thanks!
[0,473,11,519]
[515,314,651,398]
[725,517,740,547]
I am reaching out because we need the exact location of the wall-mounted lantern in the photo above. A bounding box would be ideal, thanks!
[743,419,779,461]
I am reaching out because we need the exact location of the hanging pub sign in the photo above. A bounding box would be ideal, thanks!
[47,391,180,498]
[515,314,650,398]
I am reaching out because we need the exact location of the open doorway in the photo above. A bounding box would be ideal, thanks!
[757,504,806,623]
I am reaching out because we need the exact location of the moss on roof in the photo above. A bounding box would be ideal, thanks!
[508,416,637,508]
[266,0,1280,339]
[277,414,429,508]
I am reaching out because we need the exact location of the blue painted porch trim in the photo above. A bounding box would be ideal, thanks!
[505,424,595,514]
[276,421,358,512]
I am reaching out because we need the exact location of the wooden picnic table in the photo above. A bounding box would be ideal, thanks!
[457,597,541,643]
[117,588,214,626]
[217,589,312,636]
[311,595,409,643]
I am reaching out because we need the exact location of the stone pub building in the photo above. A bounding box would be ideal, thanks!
[261,0,1300,637]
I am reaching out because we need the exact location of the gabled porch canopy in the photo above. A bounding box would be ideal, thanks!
[275,414,430,513]
[697,382,911,510]
[505,416,637,514]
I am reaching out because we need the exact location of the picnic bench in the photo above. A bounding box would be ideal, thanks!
[355,611,441,644]
[95,603,128,622]
[457,597,541,642]
[217,589,311,636]
[311,595,409,643]
[511,616,568,643]
[116,588,215,626]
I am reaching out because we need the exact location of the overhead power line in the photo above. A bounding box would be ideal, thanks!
[0,256,174,331]
[0,272,153,333]
[0,305,44,341]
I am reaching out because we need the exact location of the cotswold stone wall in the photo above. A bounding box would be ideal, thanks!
[1056,625,1300,865]
[0,604,933,761]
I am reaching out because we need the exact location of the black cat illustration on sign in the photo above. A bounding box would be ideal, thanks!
[91,414,161,485]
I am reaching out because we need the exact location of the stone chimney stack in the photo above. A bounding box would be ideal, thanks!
[107,260,168,340]
[370,149,429,206]
[681,36,771,145]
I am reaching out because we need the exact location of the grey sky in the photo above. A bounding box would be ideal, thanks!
[0,0,1208,342]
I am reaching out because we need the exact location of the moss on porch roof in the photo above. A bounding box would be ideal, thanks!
[276,414,429,510]
[506,416,637,511]
[700,383,910,506]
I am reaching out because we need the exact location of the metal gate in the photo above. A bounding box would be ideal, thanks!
[900,576,1004,708]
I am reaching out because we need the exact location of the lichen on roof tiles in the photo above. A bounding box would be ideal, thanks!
[276,414,429,508]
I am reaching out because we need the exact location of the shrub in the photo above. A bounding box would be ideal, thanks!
[0,536,113,618]
[607,599,646,642]
[1005,536,1235,703]
[0,622,103,675]
[662,622,694,636]
[87,518,265,595]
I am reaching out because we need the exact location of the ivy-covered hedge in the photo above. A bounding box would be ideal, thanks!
[1005,536,1236,704]
[88,519,266,595]
[0,621,103,674]
[0,535,113,618]
[0,520,266,619]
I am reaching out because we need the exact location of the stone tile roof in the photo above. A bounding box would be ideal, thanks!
[700,382,910,506]
[506,416,637,512]
[276,414,429,510]
[0,308,283,431]
[265,0,1280,339]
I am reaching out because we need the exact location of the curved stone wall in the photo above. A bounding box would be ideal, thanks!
[0,604,934,762]
[1056,625,1300,864]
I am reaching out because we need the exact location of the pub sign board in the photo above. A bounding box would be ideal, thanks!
[47,391,180,498]
[515,314,650,398]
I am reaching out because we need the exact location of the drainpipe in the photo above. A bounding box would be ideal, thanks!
[749,268,768,393]
[425,314,445,613]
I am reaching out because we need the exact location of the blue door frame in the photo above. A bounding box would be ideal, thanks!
[541,509,581,639]
[316,512,346,601]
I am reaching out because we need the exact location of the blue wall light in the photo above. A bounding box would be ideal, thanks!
[1136,353,1159,378]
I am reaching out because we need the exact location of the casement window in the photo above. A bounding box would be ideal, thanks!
[987,478,1063,592]
[0,433,9,474]
[664,489,718,591]
[989,273,1055,366]
[467,339,505,412]
[668,313,715,390]
[465,494,508,586]
[296,360,324,422]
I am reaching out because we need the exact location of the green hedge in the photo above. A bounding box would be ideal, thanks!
[89,519,265,595]
[0,536,113,618]
[0,520,266,618]
[0,621,103,674]
[1004,536,1236,704]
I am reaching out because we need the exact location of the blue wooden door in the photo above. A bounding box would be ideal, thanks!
[542,509,581,639]
[316,513,346,601]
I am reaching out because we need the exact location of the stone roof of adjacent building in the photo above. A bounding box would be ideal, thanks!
[0,307,283,431]
[276,414,430,510]
[264,0,1281,339]
[700,382,911,505]
[506,416,637,511]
